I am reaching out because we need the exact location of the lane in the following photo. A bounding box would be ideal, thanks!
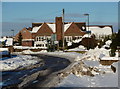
[2,54,71,89]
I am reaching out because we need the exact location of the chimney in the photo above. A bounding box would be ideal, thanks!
[55,17,63,41]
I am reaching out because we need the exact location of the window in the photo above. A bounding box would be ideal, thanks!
[36,37,39,41]
[67,37,69,41]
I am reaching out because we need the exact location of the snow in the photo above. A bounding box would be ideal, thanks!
[57,74,85,87]
[13,46,47,49]
[72,38,82,43]
[66,45,86,52]
[22,50,34,54]
[31,25,42,33]
[64,23,72,32]
[0,48,8,52]
[102,40,112,49]
[67,42,72,46]
[57,69,118,87]
[105,40,112,45]
[83,60,100,67]
[0,37,13,46]
[82,34,91,38]
[0,37,7,42]
[86,26,112,37]
[47,23,56,33]
[22,50,47,54]
[83,47,110,61]
[67,47,86,52]
[0,55,39,71]
[100,56,119,61]
[55,46,118,87]
[5,38,13,46]
[112,62,118,72]
[31,23,72,33]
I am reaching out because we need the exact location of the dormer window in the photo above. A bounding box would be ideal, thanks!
[82,26,85,30]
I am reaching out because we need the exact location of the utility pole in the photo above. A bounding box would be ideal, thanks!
[62,9,65,51]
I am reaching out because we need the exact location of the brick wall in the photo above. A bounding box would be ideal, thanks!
[22,41,33,47]
[65,22,86,36]
[14,28,32,41]
[33,23,54,39]
[56,17,63,41]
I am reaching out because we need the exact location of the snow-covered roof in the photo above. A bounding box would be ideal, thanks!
[86,26,112,36]
[82,34,91,38]
[47,23,72,33]
[32,22,86,33]
[31,23,72,33]
[64,23,72,32]
[31,25,42,33]
[47,23,56,33]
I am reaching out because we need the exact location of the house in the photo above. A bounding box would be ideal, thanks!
[15,17,86,48]
[86,25,113,39]
[14,27,33,46]
[0,36,13,46]
[14,17,113,48]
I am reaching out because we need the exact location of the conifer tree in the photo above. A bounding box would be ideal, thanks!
[110,30,120,56]
[18,32,23,46]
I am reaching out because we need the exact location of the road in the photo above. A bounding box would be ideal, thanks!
[2,54,71,89]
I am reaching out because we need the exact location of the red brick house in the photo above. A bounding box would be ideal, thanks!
[15,17,86,47]
[15,28,34,46]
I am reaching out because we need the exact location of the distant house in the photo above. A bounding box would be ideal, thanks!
[14,27,33,46]
[86,25,113,39]
[0,37,13,46]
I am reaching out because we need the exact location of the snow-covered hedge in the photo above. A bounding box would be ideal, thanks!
[0,55,40,71]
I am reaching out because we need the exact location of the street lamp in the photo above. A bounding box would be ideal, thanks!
[84,14,89,32]
[84,13,90,50]
[11,29,14,37]
[62,8,65,51]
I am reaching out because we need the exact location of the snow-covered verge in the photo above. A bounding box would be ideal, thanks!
[13,50,83,62]
[0,48,10,57]
[57,71,118,87]
[0,55,41,71]
[0,48,8,52]
[56,59,118,87]
[66,45,87,52]
[49,47,118,87]
[82,47,110,61]
[13,46,47,49]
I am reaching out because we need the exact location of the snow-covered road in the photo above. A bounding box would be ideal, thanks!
[1,54,71,88]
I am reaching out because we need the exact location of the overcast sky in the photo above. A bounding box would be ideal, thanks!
[1,2,119,36]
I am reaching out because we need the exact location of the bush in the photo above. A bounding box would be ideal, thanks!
[81,37,97,50]
[109,48,116,57]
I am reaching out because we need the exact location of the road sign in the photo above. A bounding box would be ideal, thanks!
[51,34,56,41]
